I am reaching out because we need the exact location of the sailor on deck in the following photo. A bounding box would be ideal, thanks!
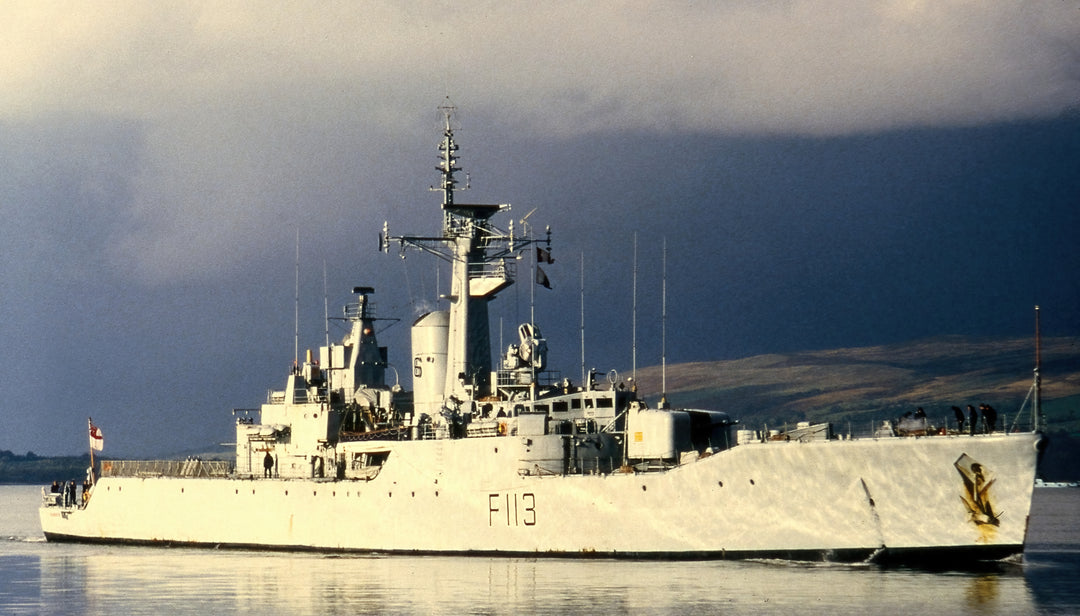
[263,451,274,478]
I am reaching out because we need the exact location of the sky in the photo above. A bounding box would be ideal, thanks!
[2,1,1078,457]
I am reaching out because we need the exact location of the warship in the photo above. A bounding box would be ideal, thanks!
[41,104,1045,565]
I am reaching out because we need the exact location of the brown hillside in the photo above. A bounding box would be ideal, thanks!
[629,336,1080,432]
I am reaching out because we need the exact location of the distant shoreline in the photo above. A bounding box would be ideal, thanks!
[0,452,97,486]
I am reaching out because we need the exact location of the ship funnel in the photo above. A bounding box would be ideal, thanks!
[346,286,386,388]
[412,311,450,415]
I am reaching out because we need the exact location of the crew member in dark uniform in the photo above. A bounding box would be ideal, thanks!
[982,404,998,434]
[263,451,274,478]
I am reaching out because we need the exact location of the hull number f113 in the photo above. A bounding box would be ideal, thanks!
[488,493,536,527]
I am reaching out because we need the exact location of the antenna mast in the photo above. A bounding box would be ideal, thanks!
[632,232,638,380]
[323,260,331,350]
[1034,305,1042,431]
[523,208,537,328]
[436,99,462,208]
[661,236,668,408]
[580,251,586,386]
[294,229,300,367]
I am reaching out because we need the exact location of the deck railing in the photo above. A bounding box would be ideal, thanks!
[100,459,232,478]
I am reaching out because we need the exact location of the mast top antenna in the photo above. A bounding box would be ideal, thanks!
[438,96,456,124]
[433,97,464,208]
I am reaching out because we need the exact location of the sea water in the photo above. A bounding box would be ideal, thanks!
[2,484,1078,615]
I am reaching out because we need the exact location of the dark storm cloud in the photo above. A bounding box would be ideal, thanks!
[2,2,1078,455]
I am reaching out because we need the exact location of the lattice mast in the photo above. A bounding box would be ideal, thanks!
[381,100,551,403]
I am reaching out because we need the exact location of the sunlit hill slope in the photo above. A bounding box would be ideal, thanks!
[632,336,1080,436]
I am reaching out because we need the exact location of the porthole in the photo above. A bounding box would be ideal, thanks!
[718,481,723,488]
[642,485,647,491]
[749,479,755,486]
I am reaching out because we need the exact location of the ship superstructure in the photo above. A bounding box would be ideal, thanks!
[40,104,1044,565]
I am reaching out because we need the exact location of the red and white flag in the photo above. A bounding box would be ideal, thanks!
[89,420,104,451]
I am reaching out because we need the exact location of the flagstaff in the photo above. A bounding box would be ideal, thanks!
[88,417,103,486]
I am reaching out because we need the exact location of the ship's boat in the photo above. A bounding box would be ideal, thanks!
[40,103,1045,565]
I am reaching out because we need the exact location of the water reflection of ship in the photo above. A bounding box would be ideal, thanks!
[26,550,1042,614]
